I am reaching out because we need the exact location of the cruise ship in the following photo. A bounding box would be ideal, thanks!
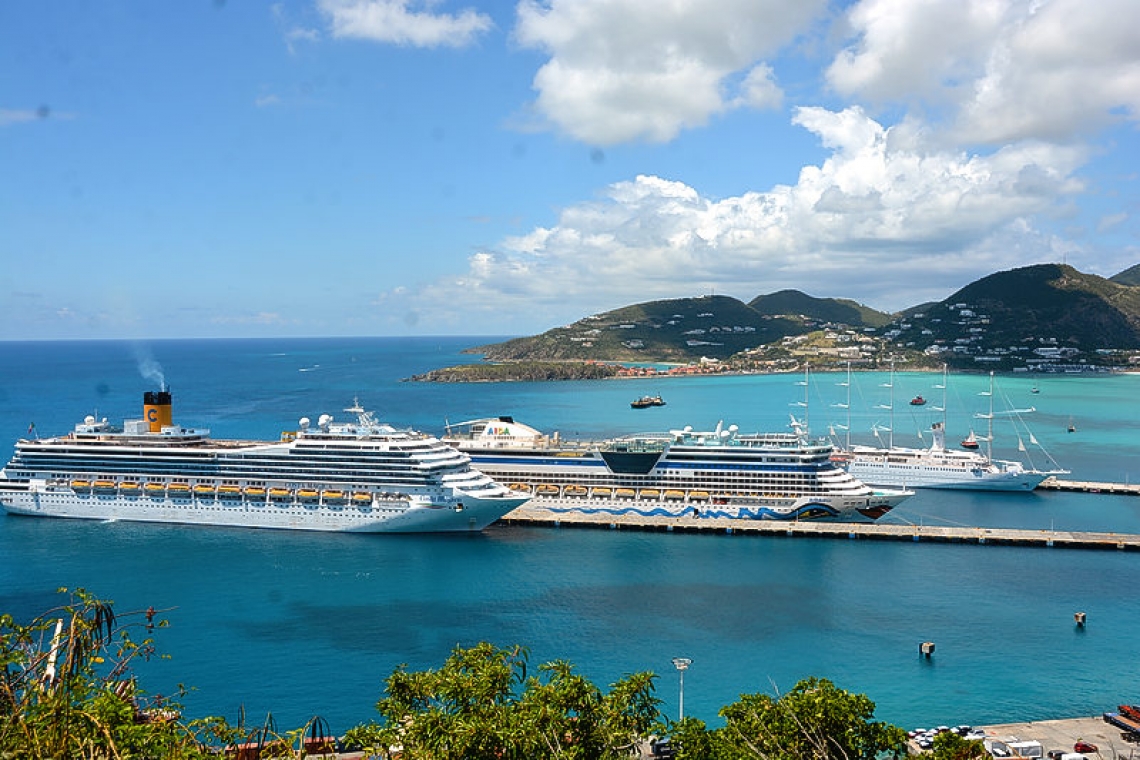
[442,417,911,522]
[0,391,529,532]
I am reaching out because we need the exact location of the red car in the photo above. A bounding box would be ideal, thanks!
[1074,741,1098,754]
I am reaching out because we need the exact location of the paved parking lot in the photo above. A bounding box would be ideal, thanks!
[909,716,1140,757]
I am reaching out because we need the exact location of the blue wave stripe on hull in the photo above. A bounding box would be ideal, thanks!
[544,505,842,521]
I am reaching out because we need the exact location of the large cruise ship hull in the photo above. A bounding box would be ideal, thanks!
[0,480,525,533]
[502,488,905,522]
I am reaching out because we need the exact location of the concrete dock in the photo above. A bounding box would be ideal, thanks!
[1038,477,1140,496]
[499,506,1140,552]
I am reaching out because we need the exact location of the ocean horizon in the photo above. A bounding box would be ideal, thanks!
[1,337,1138,735]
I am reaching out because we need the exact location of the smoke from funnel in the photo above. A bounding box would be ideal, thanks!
[132,344,166,391]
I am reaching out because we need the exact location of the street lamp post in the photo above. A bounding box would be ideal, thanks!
[671,657,692,722]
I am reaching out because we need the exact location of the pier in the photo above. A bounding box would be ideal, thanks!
[1037,476,1140,495]
[499,507,1140,552]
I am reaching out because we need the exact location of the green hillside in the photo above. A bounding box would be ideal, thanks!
[475,295,807,361]
[465,264,1140,370]
[1111,263,1140,287]
[749,290,893,328]
[879,264,1140,367]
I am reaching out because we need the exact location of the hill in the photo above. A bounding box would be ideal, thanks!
[1111,263,1140,287]
[884,264,1140,367]
[473,291,891,363]
[749,290,893,328]
[462,263,1140,372]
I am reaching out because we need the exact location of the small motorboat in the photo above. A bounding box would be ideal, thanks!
[631,395,666,409]
[910,395,926,406]
[960,431,980,450]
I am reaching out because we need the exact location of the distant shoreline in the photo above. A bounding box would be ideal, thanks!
[406,359,1131,383]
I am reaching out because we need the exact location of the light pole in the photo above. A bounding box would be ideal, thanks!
[671,657,692,722]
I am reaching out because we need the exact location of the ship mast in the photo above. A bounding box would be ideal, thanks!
[875,361,895,449]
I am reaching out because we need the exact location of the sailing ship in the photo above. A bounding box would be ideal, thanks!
[833,364,1067,491]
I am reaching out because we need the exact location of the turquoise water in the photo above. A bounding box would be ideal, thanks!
[1,338,1138,733]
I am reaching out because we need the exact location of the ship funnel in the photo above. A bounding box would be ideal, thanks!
[143,390,173,433]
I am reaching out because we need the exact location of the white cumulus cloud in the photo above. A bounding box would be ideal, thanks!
[513,0,826,144]
[319,0,493,47]
[827,0,1140,144]
[376,107,1089,331]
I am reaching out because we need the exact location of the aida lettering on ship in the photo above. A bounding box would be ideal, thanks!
[0,391,528,532]
[443,417,911,522]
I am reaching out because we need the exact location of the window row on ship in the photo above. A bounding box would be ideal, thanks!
[482,467,846,490]
[14,454,469,479]
[20,442,466,467]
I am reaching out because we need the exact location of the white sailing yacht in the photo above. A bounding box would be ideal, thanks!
[834,364,1067,492]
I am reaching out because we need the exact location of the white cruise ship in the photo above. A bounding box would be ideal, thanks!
[0,391,528,533]
[442,417,911,522]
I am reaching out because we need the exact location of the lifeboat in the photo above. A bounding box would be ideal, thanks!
[244,486,267,498]
[217,485,242,498]
[168,482,190,494]
[591,486,611,497]
[193,484,216,496]
[70,479,91,490]
[323,490,347,502]
[352,491,372,503]
[268,487,291,500]
[638,489,660,499]
[615,488,636,498]
[508,483,533,493]
[564,485,588,497]
[93,480,116,491]
[664,490,686,500]
[688,490,709,500]
[145,481,165,493]
[297,488,320,501]
[120,481,140,492]
[535,484,560,495]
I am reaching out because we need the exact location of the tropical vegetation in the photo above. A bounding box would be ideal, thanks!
[4,590,926,759]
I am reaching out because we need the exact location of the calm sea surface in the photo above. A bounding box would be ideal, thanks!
[1,338,1138,733]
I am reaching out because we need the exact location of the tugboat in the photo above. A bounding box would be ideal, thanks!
[910,395,926,406]
[631,395,666,409]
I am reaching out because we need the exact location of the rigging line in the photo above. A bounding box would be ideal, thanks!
[884,510,980,529]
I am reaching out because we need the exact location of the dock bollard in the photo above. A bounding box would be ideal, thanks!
[1074,612,1086,627]
[919,642,935,658]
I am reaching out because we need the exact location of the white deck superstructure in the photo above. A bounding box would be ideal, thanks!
[0,392,528,533]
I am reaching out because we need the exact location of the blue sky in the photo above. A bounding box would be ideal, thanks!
[2,0,1138,340]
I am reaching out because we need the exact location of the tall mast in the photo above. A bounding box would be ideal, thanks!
[793,362,810,438]
[987,372,995,460]
[844,361,851,451]
[976,371,995,461]
[876,361,895,449]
